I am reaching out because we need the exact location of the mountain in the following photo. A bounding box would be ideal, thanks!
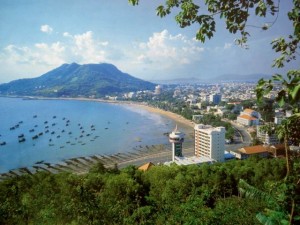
[0,63,156,97]
[151,77,206,85]
[212,73,272,82]
[151,73,272,85]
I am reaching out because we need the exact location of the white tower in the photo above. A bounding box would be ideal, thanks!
[169,125,185,162]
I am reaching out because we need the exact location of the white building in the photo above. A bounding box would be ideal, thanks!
[169,125,185,162]
[154,85,162,95]
[194,124,225,162]
[237,108,261,126]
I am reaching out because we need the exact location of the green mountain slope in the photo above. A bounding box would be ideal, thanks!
[0,63,155,97]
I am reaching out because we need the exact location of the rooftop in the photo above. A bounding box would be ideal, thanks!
[239,145,269,154]
[244,108,255,113]
[138,162,154,171]
[164,156,214,166]
[238,114,258,121]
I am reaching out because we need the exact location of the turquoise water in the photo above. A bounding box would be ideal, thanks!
[0,97,177,173]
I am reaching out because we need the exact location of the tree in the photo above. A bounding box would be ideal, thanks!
[129,0,299,65]
[128,1,300,224]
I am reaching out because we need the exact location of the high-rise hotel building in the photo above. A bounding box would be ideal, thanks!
[194,124,225,162]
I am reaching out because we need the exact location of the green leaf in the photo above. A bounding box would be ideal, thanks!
[272,74,283,82]
[291,83,300,100]
[276,90,286,107]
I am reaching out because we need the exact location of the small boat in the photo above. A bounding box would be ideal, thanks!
[35,160,44,164]
[68,132,72,135]
[34,125,38,128]
[81,130,85,133]
[18,134,24,138]
[0,141,6,146]
[33,115,37,118]
[44,121,48,124]
[52,123,56,126]
[10,127,15,130]
[18,138,26,143]
[57,135,60,138]
[53,116,56,119]
[86,134,90,136]
[32,135,38,140]
[29,129,35,132]
[45,126,49,129]
[49,139,52,142]
[105,127,108,130]
[45,130,49,133]
[38,132,43,136]
[19,121,23,124]
[61,130,65,133]
[51,131,55,135]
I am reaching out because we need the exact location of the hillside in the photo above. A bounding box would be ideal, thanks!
[0,157,292,224]
[0,63,155,97]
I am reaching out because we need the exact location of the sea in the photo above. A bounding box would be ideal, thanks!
[0,97,182,173]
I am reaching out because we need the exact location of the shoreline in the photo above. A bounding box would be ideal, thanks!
[0,96,195,178]
[22,96,195,131]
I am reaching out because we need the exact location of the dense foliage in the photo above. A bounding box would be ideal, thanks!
[1,157,293,225]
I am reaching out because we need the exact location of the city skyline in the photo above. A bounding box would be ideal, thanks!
[0,0,298,83]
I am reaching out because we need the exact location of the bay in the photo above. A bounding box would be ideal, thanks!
[0,97,177,173]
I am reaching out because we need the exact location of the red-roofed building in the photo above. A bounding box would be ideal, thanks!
[237,108,261,126]
[138,162,154,171]
[230,145,269,159]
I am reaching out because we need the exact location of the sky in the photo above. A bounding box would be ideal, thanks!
[0,0,298,83]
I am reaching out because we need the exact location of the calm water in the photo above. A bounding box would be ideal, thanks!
[0,97,178,173]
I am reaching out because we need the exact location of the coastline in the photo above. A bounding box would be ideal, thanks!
[23,96,195,131]
[0,96,195,178]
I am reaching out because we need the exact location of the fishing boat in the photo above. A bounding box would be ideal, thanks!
[18,138,26,143]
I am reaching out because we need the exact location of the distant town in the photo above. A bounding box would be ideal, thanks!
[100,81,299,167]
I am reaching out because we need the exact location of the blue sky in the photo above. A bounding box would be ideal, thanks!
[0,0,298,83]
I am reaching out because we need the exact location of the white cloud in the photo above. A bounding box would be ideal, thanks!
[63,32,71,37]
[133,29,204,69]
[224,42,232,49]
[0,29,209,82]
[0,31,111,80]
[40,25,53,34]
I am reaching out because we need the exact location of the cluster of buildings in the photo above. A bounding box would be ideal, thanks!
[162,123,297,167]
[134,82,299,169]
[165,124,226,166]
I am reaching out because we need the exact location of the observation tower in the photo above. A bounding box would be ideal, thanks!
[169,125,185,162]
